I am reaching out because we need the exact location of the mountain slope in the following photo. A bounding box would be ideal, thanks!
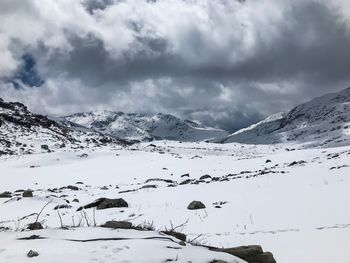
[0,98,126,156]
[222,87,350,147]
[65,111,229,142]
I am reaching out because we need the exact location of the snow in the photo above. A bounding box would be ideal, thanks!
[0,228,244,263]
[1,141,350,262]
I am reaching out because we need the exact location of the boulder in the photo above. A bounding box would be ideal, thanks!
[27,250,39,258]
[0,191,12,198]
[101,221,133,229]
[77,198,128,211]
[22,190,33,197]
[214,245,276,263]
[187,201,206,210]
[27,222,43,230]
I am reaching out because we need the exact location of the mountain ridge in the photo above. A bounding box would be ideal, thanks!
[64,110,229,142]
[222,87,350,147]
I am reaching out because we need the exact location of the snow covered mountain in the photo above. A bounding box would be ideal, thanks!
[222,87,350,147]
[64,111,229,142]
[0,98,127,155]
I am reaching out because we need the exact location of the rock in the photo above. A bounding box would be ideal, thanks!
[54,204,72,210]
[77,198,128,211]
[163,231,187,242]
[199,174,212,180]
[22,190,33,197]
[41,144,49,150]
[27,222,43,230]
[141,184,157,189]
[27,250,39,258]
[67,185,79,191]
[0,191,12,198]
[180,173,190,178]
[215,245,276,263]
[179,179,192,185]
[187,201,206,210]
[179,241,186,246]
[265,159,272,163]
[101,221,133,229]
[100,186,109,190]
[72,198,79,203]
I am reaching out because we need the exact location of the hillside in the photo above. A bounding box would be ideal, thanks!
[0,98,126,156]
[222,87,350,147]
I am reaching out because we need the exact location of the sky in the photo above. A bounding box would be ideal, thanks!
[0,0,350,132]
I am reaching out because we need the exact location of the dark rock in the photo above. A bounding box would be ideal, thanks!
[215,245,276,263]
[265,159,272,163]
[180,173,190,178]
[199,174,212,180]
[141,184,157,189]
[77,198,128,211]
[187,201,206,210]
[72,198,79,203]
[101,221,133,229]
[179,179,192,185]
[100,186,109,190]
[41,144,49,150]
[27,222,43,230]
[67,185,79,191]
[0,191,12,198]
[54,204,72,210]
[27,250,39,258]
[22,190,33,197]
[163,231,187,242]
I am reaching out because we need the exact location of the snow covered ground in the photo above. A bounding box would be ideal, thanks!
[0,141,350,262]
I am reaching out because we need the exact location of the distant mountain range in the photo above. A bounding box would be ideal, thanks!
[2,87,350,155]
[63,111,228,142]
[222,87,350,147]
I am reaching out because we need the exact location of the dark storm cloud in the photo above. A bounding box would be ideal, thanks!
[1,0,350,131]
[82,0,115,14]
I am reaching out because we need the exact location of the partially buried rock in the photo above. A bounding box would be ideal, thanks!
[101,221,133,229]
[27,250,39,258]
[215,245,276,263]
[199,174,212,180]
[67,185,79,191]
[27,222,43,230]
[187,201,206,210]
[22,190,33,197]
[0,191,12,198]
[54,204,72,210]
[77,198,128,211]
[162,231,187,242]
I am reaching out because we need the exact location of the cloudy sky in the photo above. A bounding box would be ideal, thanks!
[0,0,350,131]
